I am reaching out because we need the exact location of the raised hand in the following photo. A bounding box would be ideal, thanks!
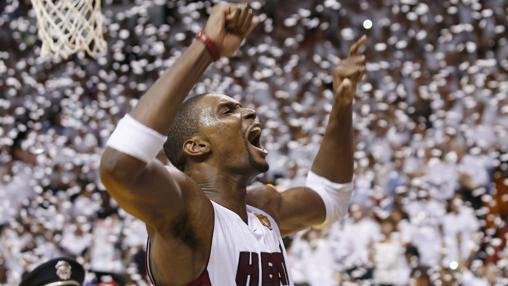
[332,35,367,106]
[204,3,258,58]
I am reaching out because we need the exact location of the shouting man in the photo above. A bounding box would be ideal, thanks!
[100,3,366,286]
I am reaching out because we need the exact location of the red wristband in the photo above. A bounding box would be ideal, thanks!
[196,32,220,61]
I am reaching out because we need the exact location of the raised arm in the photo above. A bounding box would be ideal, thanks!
[311,36,366,183]
[100,4,258,231]
[248,36,367,235]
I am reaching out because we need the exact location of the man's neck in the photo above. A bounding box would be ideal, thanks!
[186,165,251,223]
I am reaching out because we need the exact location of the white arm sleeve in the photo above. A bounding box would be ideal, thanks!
[305,171,353,227]
[106,114,167,163]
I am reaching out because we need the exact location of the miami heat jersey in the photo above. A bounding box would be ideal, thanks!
[146,201,294,286]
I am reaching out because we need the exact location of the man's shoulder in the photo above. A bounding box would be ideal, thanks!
[246,184,282,224]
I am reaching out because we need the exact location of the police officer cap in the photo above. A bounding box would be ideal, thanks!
[20,257,85,286]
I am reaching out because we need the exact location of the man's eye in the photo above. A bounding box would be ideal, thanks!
[223,108,233,114]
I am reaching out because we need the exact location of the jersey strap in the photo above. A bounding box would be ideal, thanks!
[145,237,159,286]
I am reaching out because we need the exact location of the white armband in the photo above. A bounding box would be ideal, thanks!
[106,114,167,163]
[306,171,353,227]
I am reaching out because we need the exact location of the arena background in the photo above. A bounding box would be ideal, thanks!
[1,0,508,285]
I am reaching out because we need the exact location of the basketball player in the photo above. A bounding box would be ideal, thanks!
[100,3,366,285]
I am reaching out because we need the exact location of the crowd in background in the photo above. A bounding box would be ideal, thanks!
[1,0,508,285]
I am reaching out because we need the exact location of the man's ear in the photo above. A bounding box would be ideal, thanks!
[183,137,211,158]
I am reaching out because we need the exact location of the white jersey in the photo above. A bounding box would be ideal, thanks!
[147,201,294,286]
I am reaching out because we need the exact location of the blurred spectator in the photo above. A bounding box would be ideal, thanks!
[372,218,409,285]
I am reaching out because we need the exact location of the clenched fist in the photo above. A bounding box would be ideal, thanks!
[204,3,259,58]
[333,35,367,106]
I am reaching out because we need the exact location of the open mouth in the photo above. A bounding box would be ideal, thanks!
[247,125,268,155]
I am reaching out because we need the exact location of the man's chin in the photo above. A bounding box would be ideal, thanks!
[249,156,269,173]
[246,145,269,173]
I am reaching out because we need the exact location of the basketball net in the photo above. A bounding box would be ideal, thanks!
[30,0,107,59]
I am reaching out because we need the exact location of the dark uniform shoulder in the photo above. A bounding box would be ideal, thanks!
[246,184,282,223]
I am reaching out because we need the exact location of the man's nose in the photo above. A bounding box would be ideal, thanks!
[243,107,257,120]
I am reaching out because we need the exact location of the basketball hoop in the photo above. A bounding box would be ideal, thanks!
[30,0,107,59]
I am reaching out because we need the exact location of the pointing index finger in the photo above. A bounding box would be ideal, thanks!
[349,35,367,56]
